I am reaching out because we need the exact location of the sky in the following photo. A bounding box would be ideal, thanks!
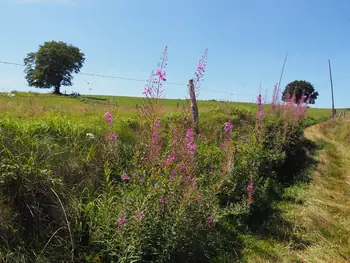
[0,0,350,108]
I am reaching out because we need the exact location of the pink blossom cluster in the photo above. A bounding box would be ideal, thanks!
[185,128,196,154]
[193,49,208,94]
[207,215,215,227]
[256,94,265,119]
[224,122,233,133]
[104,112,117,142]
[118,217,127,226]
[156,69,166,81]
[142,87,152,95]
[104,112,113,123]
[142,46,168,97]
[121,171,130,181]
[160,196,168,205]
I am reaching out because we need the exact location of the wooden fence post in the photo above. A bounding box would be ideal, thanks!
[188,79,199,133]
[337,111,343,120]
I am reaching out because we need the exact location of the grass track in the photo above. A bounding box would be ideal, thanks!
[243,120,350,263]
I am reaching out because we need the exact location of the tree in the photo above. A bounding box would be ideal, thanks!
[24,41,85,95]
[282,80,319,104]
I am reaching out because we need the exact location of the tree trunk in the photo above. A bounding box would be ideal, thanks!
[54,84,61,95]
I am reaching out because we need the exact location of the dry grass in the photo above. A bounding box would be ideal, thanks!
[244,120,350,263]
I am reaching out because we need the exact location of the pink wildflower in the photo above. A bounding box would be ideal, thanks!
[208,215,215,227]
[193,49,208,92]
[256,94,262,104]
[160,196,168,205]
[170,169,177,177]
[154,119,161,128]
[166,153,176,166]
[135,210,143,216]
[156,69,166,81]
[118,217,128,226]
[108,133,117,141]
[104,112,113,123]
[143,87,152,95]
[195,194,201,201]
[224,122,233,133]
[220,143,226,148]
[185,128,196,154]
[121,172,130,181]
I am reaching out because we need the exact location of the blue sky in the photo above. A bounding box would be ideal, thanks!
[0,0,350,108]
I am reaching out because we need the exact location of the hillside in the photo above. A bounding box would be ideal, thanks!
[0,91,334,120]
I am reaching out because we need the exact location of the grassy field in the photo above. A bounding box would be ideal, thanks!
[242,120,350,262]
[0,91,349,262]
[0,92,335,121]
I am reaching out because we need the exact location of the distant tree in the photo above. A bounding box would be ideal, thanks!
[24,41,85,95]
[282,80,319,104]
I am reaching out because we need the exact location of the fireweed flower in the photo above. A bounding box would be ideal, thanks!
[118,217,128,226]
[170,169,177,177]
[156,69,167,81]
[104,112,113,123]
[135,210,143,216]
[108,133,117,141]
[195,193,202,201]
[193,49,208,94]
[208,215,215,227]
[186,128,196,154]
[166,153,176,166]
[177,162,187,173]
[154,119,161,128]
[247,182,254,192]
[160,196,168,204]
[121,172,130,181]
[224,122,233,133]
[256,94,265,119]
[142,87,152,95]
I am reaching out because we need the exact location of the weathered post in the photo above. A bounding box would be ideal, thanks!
[328,59,335,120]
[337,111,343,120]
[188,79,199,132]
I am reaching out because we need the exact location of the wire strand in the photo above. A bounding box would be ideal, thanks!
[0,60,242,95]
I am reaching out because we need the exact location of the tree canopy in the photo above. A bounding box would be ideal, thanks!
[24,41,85,94]
[282,80,319,104]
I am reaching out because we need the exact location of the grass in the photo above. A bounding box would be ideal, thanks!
[242,120,350,262]
[0,91,335,120]
[1,91,349,262]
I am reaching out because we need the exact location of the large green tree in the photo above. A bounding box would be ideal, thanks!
[24,41,85,94]
[282,80,319,104]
